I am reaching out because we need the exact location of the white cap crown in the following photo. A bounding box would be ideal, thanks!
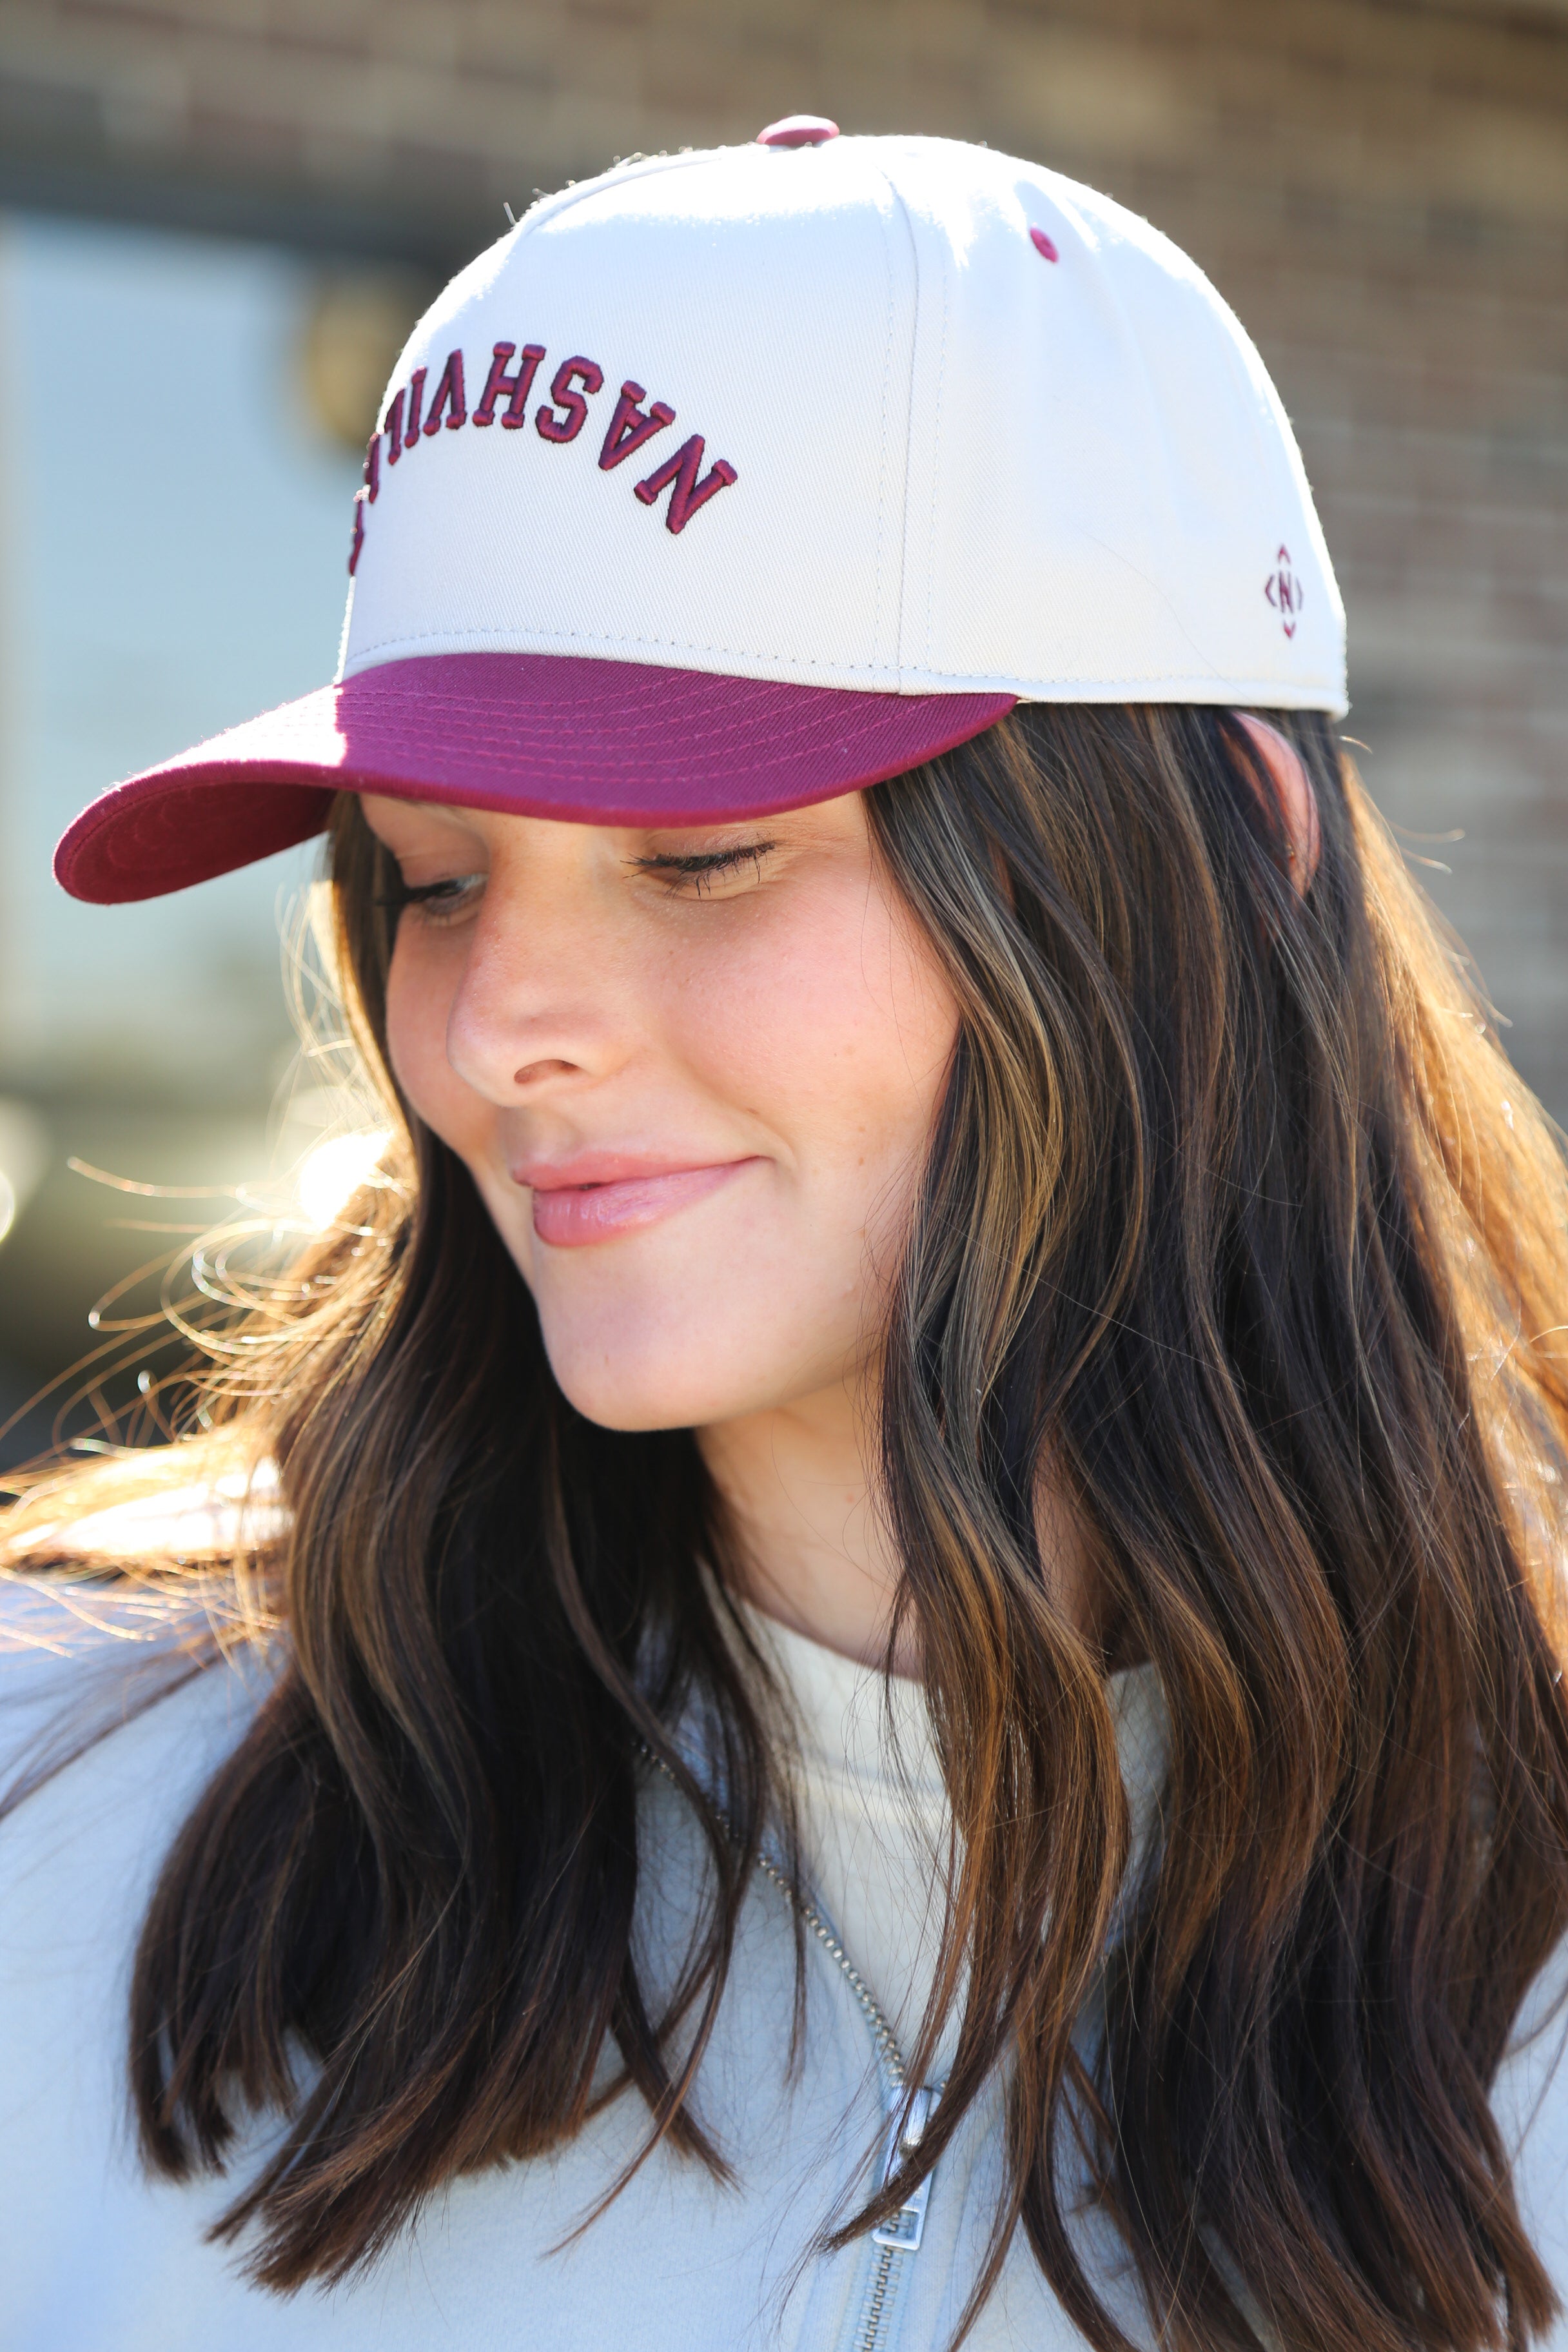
[342,133,1346,714]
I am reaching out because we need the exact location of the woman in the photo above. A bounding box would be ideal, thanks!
[4,128,1567,2352]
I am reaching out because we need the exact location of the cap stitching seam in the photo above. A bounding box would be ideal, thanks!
[868,185,898,682]
[331,633,1340,690]
[876,164,921,692]
[921,210,951,678]
[344,623,909,671]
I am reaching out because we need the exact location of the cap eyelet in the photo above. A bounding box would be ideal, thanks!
[756,115,840,149]
[1030,226,1060,262]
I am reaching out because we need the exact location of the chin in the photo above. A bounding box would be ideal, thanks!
[534,1303,825,1434]
[541,1329,760,1433]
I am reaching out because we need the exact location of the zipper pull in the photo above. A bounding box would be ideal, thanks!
[872,2084,940,2252]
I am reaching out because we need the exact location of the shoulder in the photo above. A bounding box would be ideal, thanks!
[0,1454,286,1805]
[0,1565,275,2048]
[0,1559,277,1883]
[1496,1934,1568,2318]
[0,1579,283,2333]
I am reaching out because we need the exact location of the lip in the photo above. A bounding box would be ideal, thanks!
[516,1153,760,1248]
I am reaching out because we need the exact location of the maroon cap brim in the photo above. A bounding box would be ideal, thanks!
[54,653,1015,905]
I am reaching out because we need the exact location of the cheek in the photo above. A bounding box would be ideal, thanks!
[689,878,958,1228]
[384,937,470,1142]
[533,888,957,1431]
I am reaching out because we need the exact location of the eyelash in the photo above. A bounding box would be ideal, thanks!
[632,842,776,895]
[378,840,776,924]
[386,875,485,926]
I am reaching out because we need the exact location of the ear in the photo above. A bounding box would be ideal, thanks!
[1231,714,1321,896]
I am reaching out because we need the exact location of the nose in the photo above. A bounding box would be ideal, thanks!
[442,855,627,1106]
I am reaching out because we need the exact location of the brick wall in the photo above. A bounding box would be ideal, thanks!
[3,0,1567,1102]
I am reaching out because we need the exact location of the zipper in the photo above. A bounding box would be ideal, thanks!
[754,1848,941,2346]
[856,2082,941,2349]
[752,1844,940,2342]
[643,1747,941,2351]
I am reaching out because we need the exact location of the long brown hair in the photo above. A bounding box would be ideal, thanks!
[6,703,1568,2351]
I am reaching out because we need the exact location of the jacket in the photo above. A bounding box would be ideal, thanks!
[1,1578,1565,2352]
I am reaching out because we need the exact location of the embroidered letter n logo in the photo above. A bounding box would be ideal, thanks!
[635,435,737,534]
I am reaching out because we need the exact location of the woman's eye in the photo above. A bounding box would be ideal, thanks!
[397,873,486,925]
[632,842,777,897]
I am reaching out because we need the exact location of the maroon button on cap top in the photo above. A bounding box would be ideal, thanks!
[756,115,839,148]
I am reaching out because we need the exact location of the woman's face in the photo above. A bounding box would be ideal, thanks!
[362,790,960,1433]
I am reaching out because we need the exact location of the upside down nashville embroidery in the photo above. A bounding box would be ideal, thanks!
[347,341,739,575]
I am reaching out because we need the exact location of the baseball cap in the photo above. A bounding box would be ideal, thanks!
[54,123,1346,906]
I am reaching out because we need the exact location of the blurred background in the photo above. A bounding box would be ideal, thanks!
[0,0,1565,1465]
